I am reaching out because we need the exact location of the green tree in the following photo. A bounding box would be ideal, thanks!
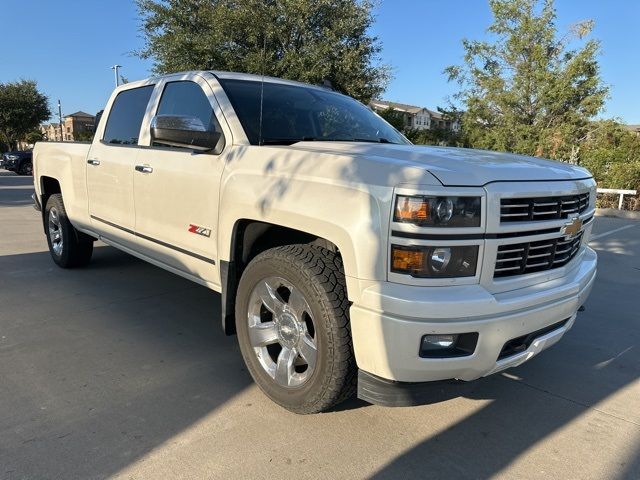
[135,0,390,102]
[445,0,608,161]
[24,130,44,145]
[74,129,95,142]
[377,107,405,131]
[0,80,51,151]
[580,121,640,190]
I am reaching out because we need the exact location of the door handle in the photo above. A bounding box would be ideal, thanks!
[87,159,100,166]
[135,165,153,174]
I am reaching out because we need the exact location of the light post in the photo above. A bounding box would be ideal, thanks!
[58,100,63,142]
[111,65,122,88]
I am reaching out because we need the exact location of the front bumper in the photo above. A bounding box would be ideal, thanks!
[350,247,597,389]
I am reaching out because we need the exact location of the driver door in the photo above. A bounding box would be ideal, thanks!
[132,75,228,284]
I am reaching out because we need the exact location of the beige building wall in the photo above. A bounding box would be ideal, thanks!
[40,112,95,142]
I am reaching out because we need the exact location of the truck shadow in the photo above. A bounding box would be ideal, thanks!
[370,232,640,479]
[0,246,254,479]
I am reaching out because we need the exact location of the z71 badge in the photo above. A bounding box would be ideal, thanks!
[188,224,212,238]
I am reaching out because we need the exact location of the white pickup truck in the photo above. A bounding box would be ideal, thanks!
[33,71,597,413]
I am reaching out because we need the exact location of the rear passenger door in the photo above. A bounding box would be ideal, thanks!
[132,75,228,284]
[87,84,154,245]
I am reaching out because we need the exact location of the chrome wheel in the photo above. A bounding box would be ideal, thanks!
[48,207,63,256]
[247,276,318,388]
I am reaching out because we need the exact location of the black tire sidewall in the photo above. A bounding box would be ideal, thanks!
[236,254,338,413]
[20,161,33,176]
[44,195,76,268]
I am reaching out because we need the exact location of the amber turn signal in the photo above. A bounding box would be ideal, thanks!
[395,196,429,222]
[392,246,425,274]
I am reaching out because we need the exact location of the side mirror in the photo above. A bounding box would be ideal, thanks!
[150,114,222,151]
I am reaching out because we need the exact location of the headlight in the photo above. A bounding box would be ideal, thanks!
[394,195,481,227]
[391,244,479,278]
[5,154,19,160]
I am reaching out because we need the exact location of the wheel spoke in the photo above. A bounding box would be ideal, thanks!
[287,286,308,317]
[256,279,286,316]
[275,346,296,386]
[298,334,317,369]
[248,322,279,347]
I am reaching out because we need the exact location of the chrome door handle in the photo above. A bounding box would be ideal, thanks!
[135,165,153,174]
[87,159,100,166]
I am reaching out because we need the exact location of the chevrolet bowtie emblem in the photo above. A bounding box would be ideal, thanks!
[561,216,583,238]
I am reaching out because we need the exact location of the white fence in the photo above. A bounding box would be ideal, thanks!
[596,188,637,209]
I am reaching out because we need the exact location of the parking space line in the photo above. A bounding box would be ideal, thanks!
[590,224,637,241]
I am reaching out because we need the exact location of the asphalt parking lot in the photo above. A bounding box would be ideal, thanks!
[1,173,639,480]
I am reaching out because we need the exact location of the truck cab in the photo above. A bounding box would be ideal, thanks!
[33,71,597,413]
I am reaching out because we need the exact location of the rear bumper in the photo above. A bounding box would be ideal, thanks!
[350,247,597,389]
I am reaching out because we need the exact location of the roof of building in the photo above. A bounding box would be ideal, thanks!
[625,124,640,132]
[369,100,450,120]
[369,100,426,114]
[65,111,95,118]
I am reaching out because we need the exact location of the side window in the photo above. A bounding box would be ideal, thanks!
[103,85,154,145]
[154,81,223,149]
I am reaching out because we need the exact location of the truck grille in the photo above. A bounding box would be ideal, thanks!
[500,193,589,222]
[494,233,583,278]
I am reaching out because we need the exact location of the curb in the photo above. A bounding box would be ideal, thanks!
[595,208,640,220]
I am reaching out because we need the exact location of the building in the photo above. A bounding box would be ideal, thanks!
[41,111,96,142]
[369,100,460,132]
[625,124,640,135]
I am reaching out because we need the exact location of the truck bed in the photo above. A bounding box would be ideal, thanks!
[33,141,93,228]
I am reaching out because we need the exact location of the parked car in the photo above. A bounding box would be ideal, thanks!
[32,71,597,413]
[2,150,33,175]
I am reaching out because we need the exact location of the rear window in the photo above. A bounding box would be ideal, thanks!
[103,85,154,145]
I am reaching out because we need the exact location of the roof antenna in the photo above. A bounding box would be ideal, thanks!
[258,33,267,146]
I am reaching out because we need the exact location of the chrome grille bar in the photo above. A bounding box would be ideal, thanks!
[494,233,583,278]
[500,193,590,222]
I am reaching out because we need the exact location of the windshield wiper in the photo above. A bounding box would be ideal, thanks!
[260,138,302,145]
[351,137,393,144]
[260,136,395,145]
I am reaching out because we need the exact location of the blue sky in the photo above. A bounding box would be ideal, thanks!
[2,0,638,124]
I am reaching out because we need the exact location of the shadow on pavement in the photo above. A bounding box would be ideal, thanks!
[0,246,253,479]
[371,230,640,479]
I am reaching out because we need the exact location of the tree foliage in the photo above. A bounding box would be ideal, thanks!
[135,0,390,102]
[0,80,51,151]
[446,0,608,161]
[580,121,640,192]
[376,107,405,131]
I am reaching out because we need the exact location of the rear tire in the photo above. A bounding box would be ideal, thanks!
[45,194,94,268]
[235,245,356,414]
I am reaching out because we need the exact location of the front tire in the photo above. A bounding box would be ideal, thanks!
[45,194,94,268]
[235,245,356,414]
[18,160,33,176]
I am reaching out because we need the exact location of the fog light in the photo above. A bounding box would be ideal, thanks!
[419,332,479,358]
[422,334,457,350]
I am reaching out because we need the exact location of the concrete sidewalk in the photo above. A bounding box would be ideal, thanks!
[1,176,639,479]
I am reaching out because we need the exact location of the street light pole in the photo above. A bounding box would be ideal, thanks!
[58,100,63,142]
[111,65,122,88]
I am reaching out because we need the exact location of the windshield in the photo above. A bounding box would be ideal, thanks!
[218,78,409,146]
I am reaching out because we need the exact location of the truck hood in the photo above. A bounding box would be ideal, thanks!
[288,142,592,186]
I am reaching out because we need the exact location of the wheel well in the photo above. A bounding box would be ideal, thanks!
[220,220,339,335]
[39,177,61,232]
[41,176,61,205]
